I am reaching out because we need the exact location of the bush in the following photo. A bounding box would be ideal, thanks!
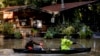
[44,30,53,39]
[62,26,75,37]
[78,25,93,38]
[14,31,22,39]
[3,22,14,35]
[44,27,55,39]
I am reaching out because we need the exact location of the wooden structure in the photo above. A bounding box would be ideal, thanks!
[0,6,45,28]
[41,1,97,30]
[41,1,96,14]
[0,1,97,31]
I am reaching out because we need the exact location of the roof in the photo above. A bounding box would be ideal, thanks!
[1,6,27,12]
[41,1,96,14]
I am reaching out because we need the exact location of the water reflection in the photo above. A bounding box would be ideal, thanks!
[0,35,4,46]
[0,38,100,56]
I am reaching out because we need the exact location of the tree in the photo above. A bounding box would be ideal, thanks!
[3,0,25,7]
[2,0,54,8]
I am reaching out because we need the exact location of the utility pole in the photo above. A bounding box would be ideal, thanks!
[61,0,65,24]
[61,0,65,9]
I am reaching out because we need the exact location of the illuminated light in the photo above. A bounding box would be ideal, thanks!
[37,20,42,28]
[3,12,13,19]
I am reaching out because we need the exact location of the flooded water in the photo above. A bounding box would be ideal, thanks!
[0,37,100,56]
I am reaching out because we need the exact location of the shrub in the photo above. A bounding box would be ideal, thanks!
[3,22,14,35]
[78,25,93,38]
[14,31,22,39]
[62,26,75,37]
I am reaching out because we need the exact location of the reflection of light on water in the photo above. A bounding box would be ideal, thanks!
[0,53,28,56]
[10,53,26,56]
[0,35,4,46]
[33,54,64,56]
[0,49,14,56]
[1,54,64,56]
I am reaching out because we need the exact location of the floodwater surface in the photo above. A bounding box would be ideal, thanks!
[0,37,100,56]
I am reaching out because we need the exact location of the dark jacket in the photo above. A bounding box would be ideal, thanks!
[25,40,40,49]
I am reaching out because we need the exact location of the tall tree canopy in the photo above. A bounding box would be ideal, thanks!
[2,0,56,7]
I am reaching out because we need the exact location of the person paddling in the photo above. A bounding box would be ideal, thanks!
[61,36,73,50]
[25,33,43,51]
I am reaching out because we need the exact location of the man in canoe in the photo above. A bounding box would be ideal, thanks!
[61,36,73,50]
[25,32,43,51]
[25,40,43,51]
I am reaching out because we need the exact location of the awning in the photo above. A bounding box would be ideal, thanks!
[1,6,27,12]
[41,1,96,14]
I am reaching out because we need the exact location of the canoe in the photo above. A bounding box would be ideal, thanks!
[13,48,91,54]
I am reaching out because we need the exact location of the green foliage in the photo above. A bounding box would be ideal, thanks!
[32,0,52,8]
[14,31,22,39]
[74,9,82,20]
[3,0,25,7]
[0,24,3,33]
[78,25,93,38]
[44,30,53,39]
[31,28,38,34]
[3,22,14,35]
[62,26,75,37]
[2,0,54,7]
[44,27,55,39]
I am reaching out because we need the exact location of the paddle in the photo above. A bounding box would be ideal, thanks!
[70,37,85,48]
[74,42,85,48]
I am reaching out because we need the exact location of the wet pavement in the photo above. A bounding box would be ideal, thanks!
[0,37,100,56]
